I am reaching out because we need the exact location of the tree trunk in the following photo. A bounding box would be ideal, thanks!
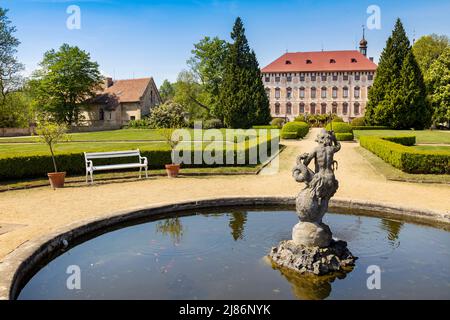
[49,144,58,173]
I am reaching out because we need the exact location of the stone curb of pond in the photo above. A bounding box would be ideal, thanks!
[0,196,448,300]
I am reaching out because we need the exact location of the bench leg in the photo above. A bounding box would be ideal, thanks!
[90,171,94,184]
[139,167,142,179]
[86,171,88,184]
[145,166,148,179]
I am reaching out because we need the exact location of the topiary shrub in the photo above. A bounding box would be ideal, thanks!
[335,133,354,141]
[332,116,344,123]
[270,118,285,128]
[203,119,223,129]
[281,121,309,139]
[325,122,353,134]
[127,119,150,128]
[281,131,298,139]
[351,117,366,127]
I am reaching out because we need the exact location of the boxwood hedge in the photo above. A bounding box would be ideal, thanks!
[335,133,354,141]
[325,122,353,133]
[359,135,450,174]
[281,121,309,139]
[352,126,390,130]
[0,137,279,180]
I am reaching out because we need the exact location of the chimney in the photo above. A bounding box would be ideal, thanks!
[104,77,113,89]
[369,57,374,62]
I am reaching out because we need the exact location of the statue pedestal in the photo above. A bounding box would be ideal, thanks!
[292,222,332,248]
[269,239,357,276]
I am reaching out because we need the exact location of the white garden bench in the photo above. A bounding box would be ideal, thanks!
[84,149,148,184]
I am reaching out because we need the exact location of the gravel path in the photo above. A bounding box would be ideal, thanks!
[0,128,449,260]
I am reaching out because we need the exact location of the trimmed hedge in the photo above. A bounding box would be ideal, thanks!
[335,133,354,141]
[281,121,309,139]
[325,122,353,134]
[281,131,298,139]
[252,125,280,130]
[351,117,365,127]
[352,126,390,130]
[382,135,416,146]
[360,136,450,174]
[0,137,280,180]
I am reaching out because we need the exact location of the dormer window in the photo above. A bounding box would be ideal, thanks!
[351,58,357,63]
[285,60,292,65]
[330,59,336,63]
[306,59,312,64]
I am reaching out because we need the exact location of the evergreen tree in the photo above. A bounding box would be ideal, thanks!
[365,18,428,129]
[399,51,430,129]
[219,17,271,128]
[425,47,450,126]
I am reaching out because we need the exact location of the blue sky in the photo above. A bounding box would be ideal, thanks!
[4,0,450,86]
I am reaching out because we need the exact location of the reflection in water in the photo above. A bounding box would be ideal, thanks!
[380,218,403,243]
[155,218,184,244]
[228,211,247,241]
[268,258,350,300]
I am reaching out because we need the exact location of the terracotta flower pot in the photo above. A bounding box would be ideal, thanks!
[48,172,66,189]
[165,164,180,178]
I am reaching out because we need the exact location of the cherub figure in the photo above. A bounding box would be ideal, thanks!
[292,129,340,223]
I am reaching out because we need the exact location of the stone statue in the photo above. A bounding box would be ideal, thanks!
[291,129,340,247]
[269,129,356,275]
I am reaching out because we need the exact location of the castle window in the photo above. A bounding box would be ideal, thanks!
[299,87,305,99]
[275,88,281,99]
[311,74,316,81]
[265,88,270,98]
[321,87,327,98]
[311,87,317,99]
[285,60,292,65]
[355,73,360,81]
[330,59,336,64]
[332,74,338,81]
[354,86,360,98]
[286,87,292,99]
[310,103,316,114]
[287,75,292,82]
[351,58,357,63]
[99,108,105,121]
[275,76,280,82]
[343,74,349,81]
[275,103,280,114]
[321,103,327,114]
[332,102,337,114]
[299,103,305,114]
[300,74,305,81]
[286,103,292,115]
[343,86,349,98]
[306,59,312,64]
[354,102,360,115]
[343,102,348,115]
[265,76,270,82]
[321,74,327,81]
[368,73,374,80]
[332,87,338,99]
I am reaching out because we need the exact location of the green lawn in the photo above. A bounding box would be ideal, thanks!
[354,130,450,144]
[0,128,274,143]
[0,128,277,159]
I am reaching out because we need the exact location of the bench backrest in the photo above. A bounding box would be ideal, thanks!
[84,150,141,160]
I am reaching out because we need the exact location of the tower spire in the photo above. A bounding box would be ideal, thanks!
[359,25,368,56]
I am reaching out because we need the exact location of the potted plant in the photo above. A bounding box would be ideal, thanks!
[160,127,182,178]
[36,121,68,189]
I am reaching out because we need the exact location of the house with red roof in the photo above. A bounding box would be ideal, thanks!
[81,77,162,129]
[261,34,377,121]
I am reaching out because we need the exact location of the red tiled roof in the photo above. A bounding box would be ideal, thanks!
[261,50,377,73]
[103,78,152,103]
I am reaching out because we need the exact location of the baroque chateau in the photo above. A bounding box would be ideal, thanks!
[261,33,377,121]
